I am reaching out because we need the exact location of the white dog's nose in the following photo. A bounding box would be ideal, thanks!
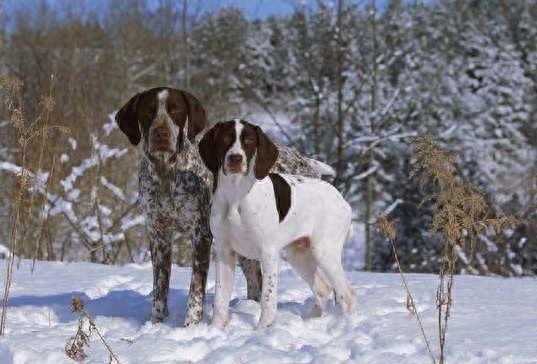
[226,154,244,173]
[228,154,243,166]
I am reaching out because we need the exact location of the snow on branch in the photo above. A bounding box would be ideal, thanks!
[60,134,127,193]
[368,198,404,225]
[346,126,418,155]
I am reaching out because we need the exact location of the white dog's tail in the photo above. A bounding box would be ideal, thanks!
[346,222,355,242]
[306,158,335,177]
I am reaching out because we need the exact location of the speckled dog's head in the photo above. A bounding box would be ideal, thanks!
[115,87,206,163]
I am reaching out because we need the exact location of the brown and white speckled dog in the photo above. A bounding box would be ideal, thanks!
[115,87,330,326]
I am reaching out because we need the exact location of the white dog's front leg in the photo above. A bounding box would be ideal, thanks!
[257,250,279,330]
[212,245,237,328]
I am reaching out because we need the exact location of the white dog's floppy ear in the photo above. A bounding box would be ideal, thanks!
[115,93,141,146]
[198,122,223,175]
[253,125,278,180]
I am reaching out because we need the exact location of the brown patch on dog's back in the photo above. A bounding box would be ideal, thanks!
[268,173,291,222]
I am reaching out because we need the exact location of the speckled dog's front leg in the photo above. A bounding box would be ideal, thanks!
[184,223,212,326]
[148,219,172,324]
[238,256,262,302]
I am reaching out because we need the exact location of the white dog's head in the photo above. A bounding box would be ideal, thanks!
[199,118,279,181]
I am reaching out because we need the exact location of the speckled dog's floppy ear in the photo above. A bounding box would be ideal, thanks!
[115,93,141,146]
[199,122,223,175]
[181,90,207,142]
[254,125,279,180]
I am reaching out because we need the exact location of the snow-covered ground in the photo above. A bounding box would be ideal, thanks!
[0,259,535,364]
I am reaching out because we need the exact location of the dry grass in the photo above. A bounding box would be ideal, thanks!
[376,213,436,363]
[410,135,517,363]
[1,74,122,360]
[376,135,518,364]
[0,74,68,336]
[65,296,122,363]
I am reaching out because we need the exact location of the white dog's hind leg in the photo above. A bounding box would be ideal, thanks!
[311,238,356,314]
[285,238,332,318]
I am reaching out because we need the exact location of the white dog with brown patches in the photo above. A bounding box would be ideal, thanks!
[199,119,356,329]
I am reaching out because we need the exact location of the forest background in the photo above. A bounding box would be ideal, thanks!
[0,0,535,276]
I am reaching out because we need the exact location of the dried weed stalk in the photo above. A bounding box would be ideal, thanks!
[376,135,517,364]
[0,75,68,336]
[65,296,122,363]
[410,135,517,364]
[376,213,436,364]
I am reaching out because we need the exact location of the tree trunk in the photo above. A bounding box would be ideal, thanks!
[182,0,190,89]
[365,0,378,271]
[334,0,345,187]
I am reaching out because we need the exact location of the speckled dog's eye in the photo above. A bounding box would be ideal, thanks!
[243,137,254,145]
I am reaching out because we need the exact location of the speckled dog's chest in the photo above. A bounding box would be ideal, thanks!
[139,163,211,235]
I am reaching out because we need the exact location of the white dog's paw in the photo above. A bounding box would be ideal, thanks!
[307,304,323,319]
[255,321,271,330]
[256,314,275,330]
[211,314,229,328]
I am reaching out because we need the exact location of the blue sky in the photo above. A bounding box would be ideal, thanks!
[207,0,299,19]
[213,0,433,19]
[1,0,298,19]
[2,0,432,23]
[0,0,297,27]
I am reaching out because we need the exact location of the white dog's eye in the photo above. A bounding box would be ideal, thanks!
[243,137,254,145]
[223,136,232,144]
